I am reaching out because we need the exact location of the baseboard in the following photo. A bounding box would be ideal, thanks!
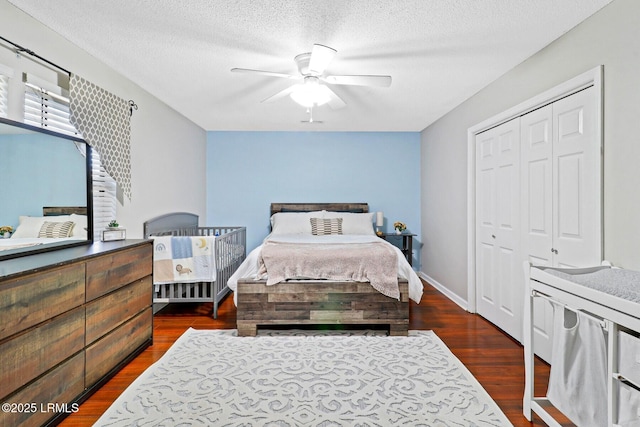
[417,271,469,311]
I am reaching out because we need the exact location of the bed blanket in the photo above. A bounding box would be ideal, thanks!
[258,240,399,299]
[153,236,216,284]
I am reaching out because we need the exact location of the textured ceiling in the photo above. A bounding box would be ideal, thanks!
[8,0,612,131]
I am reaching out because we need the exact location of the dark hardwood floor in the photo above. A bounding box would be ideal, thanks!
[59,280,560,426]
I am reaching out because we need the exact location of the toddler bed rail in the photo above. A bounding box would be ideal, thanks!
[144,212,246,318]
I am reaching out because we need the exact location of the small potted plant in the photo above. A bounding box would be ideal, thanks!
[0,225,13,238]
[394,221,406,235]
[107,220,120,230]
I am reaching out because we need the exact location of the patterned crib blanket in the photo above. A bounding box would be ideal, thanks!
[153,236,217,284]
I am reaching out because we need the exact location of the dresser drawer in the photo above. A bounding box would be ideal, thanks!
[0,307,85,400]
[85,307,152,387]
[619,330,640,387]
[0,263,85,340]
[0,352,84,427]
[86,276,152,345]
[86,243,152,301]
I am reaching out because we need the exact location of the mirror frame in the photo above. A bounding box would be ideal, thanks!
[0,116,93,261]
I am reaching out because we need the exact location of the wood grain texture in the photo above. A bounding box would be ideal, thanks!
[270,202,369,216]
[0,353,84,427]
[237,279,409,336]
[58,280,565,427]
[85,308,153,387]
[0,241,154,427]
[0,307,85,400]
[86,276,152,345]
[0,263,85,341]
[43,206,88,216]
[86,244,152,301]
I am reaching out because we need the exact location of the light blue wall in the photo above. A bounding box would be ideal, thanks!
[206,131,422,269]
[1,133,86,229]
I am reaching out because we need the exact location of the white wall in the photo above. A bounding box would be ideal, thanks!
[420,0,640,303]
[0,1,207,238]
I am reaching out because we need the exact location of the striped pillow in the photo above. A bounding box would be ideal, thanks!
[38,221,75,238]
[310,217,343,235]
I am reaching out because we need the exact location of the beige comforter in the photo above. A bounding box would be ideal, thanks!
[258,240,399,299]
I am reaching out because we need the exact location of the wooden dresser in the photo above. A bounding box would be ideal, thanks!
[0,240,153,427]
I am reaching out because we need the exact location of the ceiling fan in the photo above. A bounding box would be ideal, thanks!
[231,44,392,110]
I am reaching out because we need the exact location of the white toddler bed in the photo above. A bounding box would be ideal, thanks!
[144,212,246,318]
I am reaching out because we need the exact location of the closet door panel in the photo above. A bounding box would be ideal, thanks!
[521,104,554,362]
[521,105,553,266]
[497,246,516,318]
[476,118,521,341]
[553,87,601,267]
[476,130,499,325]
[478,243,496,306]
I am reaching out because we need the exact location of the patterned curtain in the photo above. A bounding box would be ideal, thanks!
[69,74,132,201]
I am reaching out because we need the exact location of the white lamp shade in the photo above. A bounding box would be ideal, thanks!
[290,79,331,107]
[376,212,384,227]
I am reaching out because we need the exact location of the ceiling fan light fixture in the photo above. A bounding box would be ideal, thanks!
[290,77,331,107]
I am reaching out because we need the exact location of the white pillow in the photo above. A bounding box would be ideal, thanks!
[322,211,375,235]
[12,215,74,238]
[270,211,324,235]
[70,214,88,239]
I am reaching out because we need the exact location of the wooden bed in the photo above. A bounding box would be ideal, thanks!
[236,203,410,337]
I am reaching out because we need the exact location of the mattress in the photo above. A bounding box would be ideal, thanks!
[228,233,423,304]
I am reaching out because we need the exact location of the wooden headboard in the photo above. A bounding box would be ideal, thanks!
[270,203,369,216]
[43,206,87,216]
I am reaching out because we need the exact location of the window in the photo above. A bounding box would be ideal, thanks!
[0,63,12,118]
[24,80,78,136]
[23,75,118,239]
[91,150,118,240]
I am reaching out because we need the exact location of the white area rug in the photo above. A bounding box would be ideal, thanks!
[95,329,512,426]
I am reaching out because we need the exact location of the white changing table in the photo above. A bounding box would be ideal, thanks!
[523,262,640,427]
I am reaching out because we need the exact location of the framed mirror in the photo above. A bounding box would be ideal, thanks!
[0,117,93,260]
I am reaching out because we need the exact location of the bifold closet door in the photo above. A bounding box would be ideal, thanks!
[520,85,601,362]
[475,118,522,341]
[520,104,555,362]
[552,87,601,268]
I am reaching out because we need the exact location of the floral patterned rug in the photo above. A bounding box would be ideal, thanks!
[95,328,512,426]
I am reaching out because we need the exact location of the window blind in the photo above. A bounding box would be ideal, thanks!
[23,77,118,239]
[0,64,12,118]
[24,82,79,136]
[91,149,117,240]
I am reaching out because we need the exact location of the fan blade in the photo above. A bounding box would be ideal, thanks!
[308,44,337,75]
[325,87,346,110]
[324,74,392,87]
[261,85,297,103]
[231,68,299,80]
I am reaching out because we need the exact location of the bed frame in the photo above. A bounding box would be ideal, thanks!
[144,212,246,318]
[236,203,410,337]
